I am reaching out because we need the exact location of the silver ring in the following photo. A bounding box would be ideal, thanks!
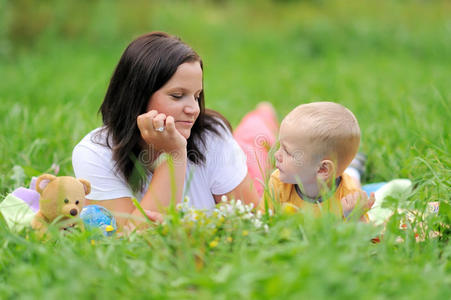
[155,126,165,132]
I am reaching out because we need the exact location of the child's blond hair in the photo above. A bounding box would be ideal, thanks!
[283,102,360,175]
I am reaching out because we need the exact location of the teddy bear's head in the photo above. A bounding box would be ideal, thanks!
[36,174,91,222]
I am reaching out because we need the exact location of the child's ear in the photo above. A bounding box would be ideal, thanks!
[317,160,335,180]
[36,174,57,194]
[78,179,91,196]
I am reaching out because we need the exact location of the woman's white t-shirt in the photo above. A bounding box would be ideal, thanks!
[72,124,247,210]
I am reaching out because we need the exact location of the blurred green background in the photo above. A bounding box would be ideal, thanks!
[1,1,450,299]
[0,0,450,196]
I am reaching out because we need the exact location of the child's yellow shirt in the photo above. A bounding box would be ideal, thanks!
[260,170,364,219]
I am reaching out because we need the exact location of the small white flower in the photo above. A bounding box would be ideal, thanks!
[253,219,262,229]
[243,213,253,220]
[264,224,269,233]
[221,195,228,202]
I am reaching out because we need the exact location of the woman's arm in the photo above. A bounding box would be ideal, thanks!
[86,111,188,229]
[140,149,187,212]
[136,110,188,211]
[213,172,260,208]
[85,151,185,229]
[86,198,164,229]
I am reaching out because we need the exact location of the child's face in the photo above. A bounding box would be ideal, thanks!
[274,120,320,187]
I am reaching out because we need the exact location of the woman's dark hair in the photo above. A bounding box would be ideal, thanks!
[99,31,231,193]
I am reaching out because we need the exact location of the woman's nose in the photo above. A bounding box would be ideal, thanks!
[185,97,200,115]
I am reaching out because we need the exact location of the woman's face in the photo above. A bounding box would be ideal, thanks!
[147,61,202,139]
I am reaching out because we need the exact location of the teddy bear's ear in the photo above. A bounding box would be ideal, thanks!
[36,174,57,194]
[78,179,91,196]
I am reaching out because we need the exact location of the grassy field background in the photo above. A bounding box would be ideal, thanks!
[0,0,450,298]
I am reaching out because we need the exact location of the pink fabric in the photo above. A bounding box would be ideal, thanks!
[233,104,278,197]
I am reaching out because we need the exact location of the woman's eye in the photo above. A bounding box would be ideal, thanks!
[170,94,183,99]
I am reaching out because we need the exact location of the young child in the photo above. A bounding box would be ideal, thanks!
[259,102,374,220]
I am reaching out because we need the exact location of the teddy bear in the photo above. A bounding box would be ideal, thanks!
[31,173,91,235]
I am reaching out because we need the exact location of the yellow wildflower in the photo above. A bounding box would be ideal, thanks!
[282,203,299,215]
[209,239,219,248]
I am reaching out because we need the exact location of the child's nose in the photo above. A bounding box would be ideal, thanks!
[275,149,282,162]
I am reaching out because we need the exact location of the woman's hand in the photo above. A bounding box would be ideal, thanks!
[137,110,187,153]
[143,209,164,224]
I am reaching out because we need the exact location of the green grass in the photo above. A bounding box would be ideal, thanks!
[0,0,450,298]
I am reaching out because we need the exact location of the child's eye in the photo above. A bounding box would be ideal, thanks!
[282,146,292,157]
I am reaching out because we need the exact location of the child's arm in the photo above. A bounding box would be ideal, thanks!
[341,191,375,222]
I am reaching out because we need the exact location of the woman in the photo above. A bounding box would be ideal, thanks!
[72,32,259,227]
